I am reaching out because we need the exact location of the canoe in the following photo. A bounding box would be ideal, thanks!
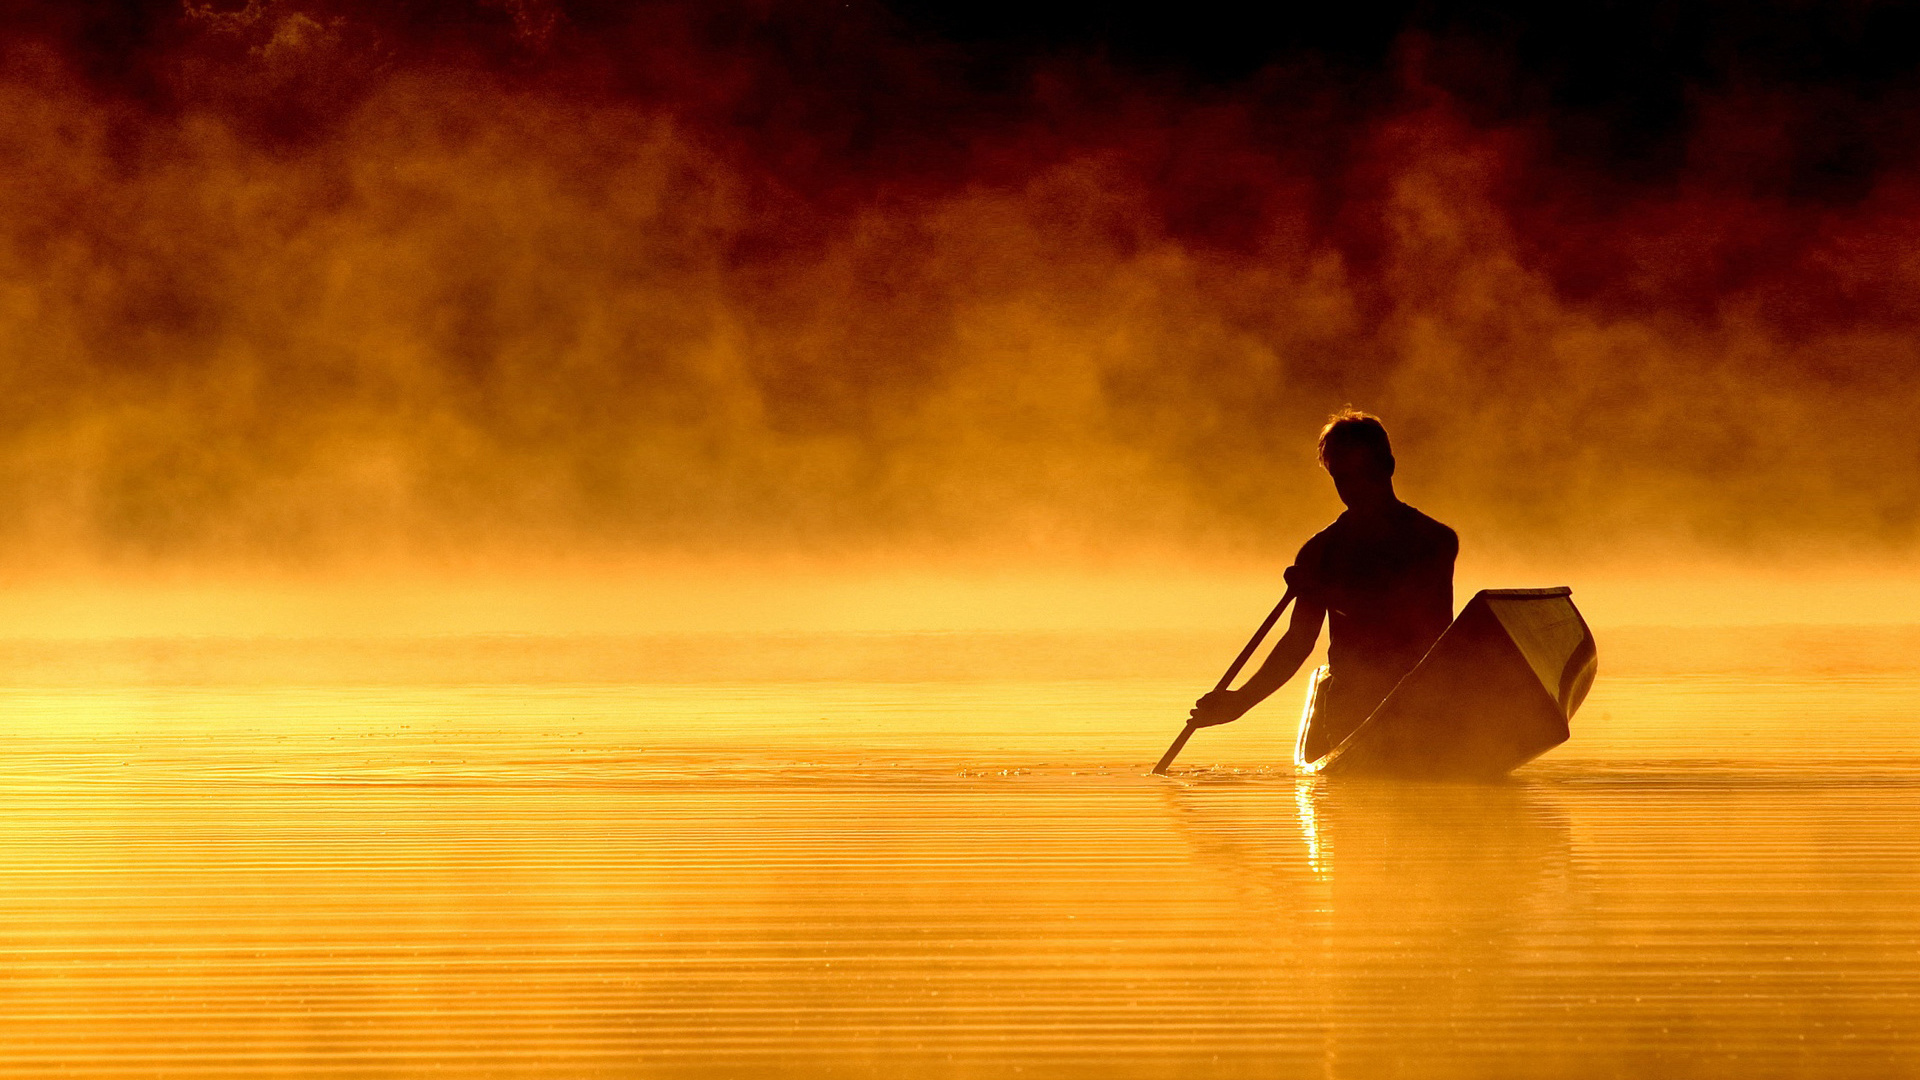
[1299,587,1597,779]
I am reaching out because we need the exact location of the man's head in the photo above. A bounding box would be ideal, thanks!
[1317,409,1395,509]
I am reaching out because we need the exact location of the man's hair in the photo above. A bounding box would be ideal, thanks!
[1317,408,1394,475]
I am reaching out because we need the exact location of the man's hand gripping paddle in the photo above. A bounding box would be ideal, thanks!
[1152,588,1296,776]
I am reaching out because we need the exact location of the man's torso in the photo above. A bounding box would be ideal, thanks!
[1292,502,1457,747]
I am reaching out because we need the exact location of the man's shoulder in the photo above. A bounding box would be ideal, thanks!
[1397,503,1459,554]
[1298,504,1458,561]
[1294,517,1346,563]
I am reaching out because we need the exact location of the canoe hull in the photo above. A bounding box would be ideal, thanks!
[1306,587,1597,780]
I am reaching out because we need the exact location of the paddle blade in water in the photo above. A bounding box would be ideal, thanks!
[1152,723,1197,775]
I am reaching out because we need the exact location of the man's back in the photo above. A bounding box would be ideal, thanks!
[1292,501,1456,757]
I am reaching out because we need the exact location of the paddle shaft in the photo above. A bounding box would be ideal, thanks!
[1152,589,1296,775]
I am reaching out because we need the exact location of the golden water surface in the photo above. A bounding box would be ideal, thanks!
[0,630,1916,1077]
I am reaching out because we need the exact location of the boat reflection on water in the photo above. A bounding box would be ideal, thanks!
[1164,775,1574,923]
[1299,778,1575,924]
[1163,774,1579,1076]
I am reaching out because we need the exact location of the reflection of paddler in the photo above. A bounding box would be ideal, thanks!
[1153,778,1573,924]
[1189,410,1456,760]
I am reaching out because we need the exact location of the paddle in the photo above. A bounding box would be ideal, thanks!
[1152,589,1296,776]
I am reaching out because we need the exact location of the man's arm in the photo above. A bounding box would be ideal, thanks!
[1188,599,1326,727]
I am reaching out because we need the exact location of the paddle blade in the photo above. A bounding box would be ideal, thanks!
[1152,724,1198,776]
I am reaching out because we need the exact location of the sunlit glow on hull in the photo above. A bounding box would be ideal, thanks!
[1294,664,1331,773]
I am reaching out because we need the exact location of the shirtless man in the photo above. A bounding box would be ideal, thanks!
[1189,410,1457,761]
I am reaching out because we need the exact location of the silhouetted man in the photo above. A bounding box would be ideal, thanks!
[1190,410,1457,762]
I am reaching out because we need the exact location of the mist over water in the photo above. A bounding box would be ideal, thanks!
[2,629,1919,1076]
[1,1,1919,569]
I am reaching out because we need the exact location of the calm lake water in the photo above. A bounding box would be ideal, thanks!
[1,630,1917,1077]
